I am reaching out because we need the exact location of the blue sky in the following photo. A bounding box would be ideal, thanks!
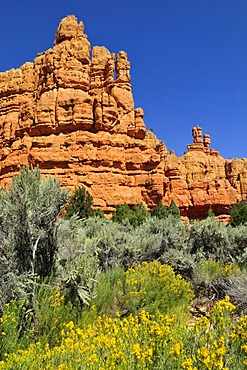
[0,0,247,158]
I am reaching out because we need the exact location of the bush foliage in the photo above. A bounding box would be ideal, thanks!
[230,201,247,227]
[1,167,247,368]
[1,296,247,369]
[0,166,67,277]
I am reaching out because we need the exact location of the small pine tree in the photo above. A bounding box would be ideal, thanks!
[132,202,150,227]
[207,206,215,218]
[230,201,247,227]
[66,186,94,219]
[168,199,180,218]
[151,201,168,219]
[112,202,149,226]
[94,208,105,218]
[111,203,133,224]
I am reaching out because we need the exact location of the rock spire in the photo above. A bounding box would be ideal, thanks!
[0,16,246,218]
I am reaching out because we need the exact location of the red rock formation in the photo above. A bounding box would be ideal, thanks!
[163,126,246,218]
[0,15,246,217]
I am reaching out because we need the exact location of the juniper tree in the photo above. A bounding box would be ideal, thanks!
[111,203,133,224]
[230,201,247,227]
[168,199,180,218]
[151,201,168,219]
[66,186,94,219]
[131,202,150,227]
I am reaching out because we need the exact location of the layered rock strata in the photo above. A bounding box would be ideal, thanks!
[0,15,246,217]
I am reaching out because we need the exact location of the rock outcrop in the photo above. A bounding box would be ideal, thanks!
[0,15,246,217]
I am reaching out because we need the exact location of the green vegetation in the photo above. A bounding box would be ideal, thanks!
[150,199,180,219]
[207,206,215,218]
[150,200,168,218]
[0,166,67,277]
[91,261,193,318]
[1,167,247,368]
[111,202,134,224]
[66,186,94,219]
[230,201,247,227]
[111,201,150,226]
[168,198,181,218]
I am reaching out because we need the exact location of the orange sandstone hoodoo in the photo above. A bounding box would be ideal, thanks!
[0,15,246,217]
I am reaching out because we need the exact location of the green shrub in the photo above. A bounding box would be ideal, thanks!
[92,218,139,270]
[66,186,94,219]
[0,300,33,360]
[34,285,77,346]
[189,217,231,262]
[125,261,194,317]
[0,166,67,278]
[138,216,190,266]
[227,224,247,266]
[0,286,78,360]
[91,261,194,318]
[207,206,215,218]
[131,202,150,226]
[168,199,180,218]
[94,208,105,218]
[160,249,196,280]
[92,267,126,316]
[111,203,133,224]
[55,216,101,305]
[111,202,149,226]
[0,167,67,311]
[150,201,168,218]
[192,259,241,299]
[230,201,247,227]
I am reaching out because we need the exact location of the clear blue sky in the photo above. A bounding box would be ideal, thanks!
[0,0,247,158]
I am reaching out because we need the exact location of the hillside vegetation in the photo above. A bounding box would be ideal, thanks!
[0,167,247,369]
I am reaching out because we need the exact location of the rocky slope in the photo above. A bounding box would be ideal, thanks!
[0,15,246,217]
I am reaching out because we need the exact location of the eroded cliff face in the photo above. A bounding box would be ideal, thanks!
[0,15,246,217]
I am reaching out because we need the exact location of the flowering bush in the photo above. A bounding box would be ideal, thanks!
[1,297,247,369]
[92,261,194,318]
[125,261,194,317]
[1,263,247,369]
